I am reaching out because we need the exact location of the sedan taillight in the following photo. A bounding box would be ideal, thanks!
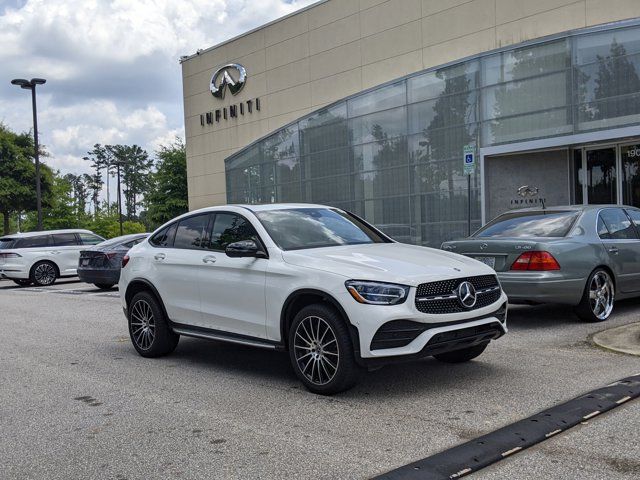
[122,255,130,268]
[0,252,21,258]
[511,251,560,271]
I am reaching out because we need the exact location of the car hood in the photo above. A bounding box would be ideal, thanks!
[281,243,494,286]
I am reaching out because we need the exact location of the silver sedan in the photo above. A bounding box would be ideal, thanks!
[441,205,640,322]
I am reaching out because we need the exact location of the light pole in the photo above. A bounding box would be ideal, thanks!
[112,159,128,236]
[11,78,46,231]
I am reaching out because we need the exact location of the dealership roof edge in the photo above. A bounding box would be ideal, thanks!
[180,0,329,63]
[223,16,640,165]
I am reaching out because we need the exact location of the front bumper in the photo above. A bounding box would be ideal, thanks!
[337,288,509,360]
[497,272,585,306]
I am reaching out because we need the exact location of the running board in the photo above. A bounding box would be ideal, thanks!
[170,322,283,350]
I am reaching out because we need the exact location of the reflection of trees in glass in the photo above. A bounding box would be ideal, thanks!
[592,40,640,119]
[490,50,567,142]
[419,68,474,195]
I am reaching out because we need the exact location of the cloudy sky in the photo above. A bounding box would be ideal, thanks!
[0,0,315,177]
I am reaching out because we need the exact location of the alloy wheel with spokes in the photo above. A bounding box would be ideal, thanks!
[31,261,57,286]
[294,315,339,386]
[576,268,615,322]
[127,291,179,358]
[588,270,614,320]
[288,303,362,395]
[130,299,156,350]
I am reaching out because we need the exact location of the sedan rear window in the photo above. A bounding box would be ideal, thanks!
[475,211,579,238]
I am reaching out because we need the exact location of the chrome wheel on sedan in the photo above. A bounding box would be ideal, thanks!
[576,268,616,322]
[588,270,614,320]
[293,315,339,386]
[130,299,156,350]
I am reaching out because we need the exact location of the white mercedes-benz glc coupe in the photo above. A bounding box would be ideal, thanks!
[119,204,508,394]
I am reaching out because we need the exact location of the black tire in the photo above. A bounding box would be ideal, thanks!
[288,303,362,395]
[30,261,58,286]
[433,343,488,363]
[574,268,615,323]
[94,283,115,290]
[12,279,31,287]
[128,291,179,358]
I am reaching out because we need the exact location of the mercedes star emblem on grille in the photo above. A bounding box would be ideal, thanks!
[457,281,477,308]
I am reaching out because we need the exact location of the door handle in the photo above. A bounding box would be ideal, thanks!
[202,255,217,264]
[154,253,166,261]
[608,247,619,255]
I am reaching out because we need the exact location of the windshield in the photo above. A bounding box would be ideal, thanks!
[0,238,16,249]
[475,211,579,238]
[255,208,389,250]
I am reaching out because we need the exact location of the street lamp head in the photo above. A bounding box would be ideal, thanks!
[11,78,30,87]
[31,78,46,85]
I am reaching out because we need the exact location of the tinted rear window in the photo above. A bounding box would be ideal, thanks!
[52,233,79,246]
[149,223,177,247]
[16,235,52,248]
[174,214,209,249]
[0,238,16,249]
[475,211,578,238]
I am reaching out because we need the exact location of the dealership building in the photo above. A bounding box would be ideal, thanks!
[181,0,640,246]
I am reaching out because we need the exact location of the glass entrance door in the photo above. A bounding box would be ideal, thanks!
[621,143,640,207]
[583,147,617,204]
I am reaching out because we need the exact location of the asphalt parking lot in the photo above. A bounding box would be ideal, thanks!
[1,278,638,479]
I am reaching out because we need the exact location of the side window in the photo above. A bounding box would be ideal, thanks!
[174,214,210,249]
[149,223,177,247]
[16,235,51,248]
[599,209,638,240]
[597,216,609,238]
[52,233,79,246]
[208,213,258,251]
[627,209,640,230]
[78,233,104,245]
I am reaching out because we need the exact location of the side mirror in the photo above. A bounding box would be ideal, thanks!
[225,239,267,258]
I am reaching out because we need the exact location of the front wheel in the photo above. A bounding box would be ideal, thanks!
[288,304,362,395]
[128,291,179,357]
[94,283,115,290]
[30,261,58,286]
[433,343,488,363]
[574,269,615,322]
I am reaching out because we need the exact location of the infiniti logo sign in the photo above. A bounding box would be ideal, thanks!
[210,63,246,99]
[457,281,477,308]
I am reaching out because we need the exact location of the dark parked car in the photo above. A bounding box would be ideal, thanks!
[78,233,148,289]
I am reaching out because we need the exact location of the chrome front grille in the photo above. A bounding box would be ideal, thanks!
[415,275,501,314]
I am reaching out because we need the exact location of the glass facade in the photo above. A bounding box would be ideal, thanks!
[226,22,640,247]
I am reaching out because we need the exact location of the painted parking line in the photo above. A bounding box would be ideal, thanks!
[373,374,640,480]
[6,286,119,297]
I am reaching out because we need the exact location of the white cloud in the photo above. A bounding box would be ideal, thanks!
[0,0,316,189]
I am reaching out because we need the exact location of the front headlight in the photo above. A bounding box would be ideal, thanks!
[345,280,410,305]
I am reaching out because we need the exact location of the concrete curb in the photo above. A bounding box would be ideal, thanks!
[592,322,640,356]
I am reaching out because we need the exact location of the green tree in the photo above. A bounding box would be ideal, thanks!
[0,123,53,234]
[145,138,188,228]
[23,172,78,230]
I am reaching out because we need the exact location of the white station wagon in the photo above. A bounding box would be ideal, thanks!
[0,229,104,286]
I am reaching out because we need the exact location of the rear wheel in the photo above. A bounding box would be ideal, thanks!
[94,283,115,290]
[12,279,31,287]
[30,261,58,286]
[433,343,488,363]
[575,268,615,322]
[288,304,362,395]
[128,291,179,357]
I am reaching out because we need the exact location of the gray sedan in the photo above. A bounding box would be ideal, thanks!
[442,205,640,322]
[77,233,148,289]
